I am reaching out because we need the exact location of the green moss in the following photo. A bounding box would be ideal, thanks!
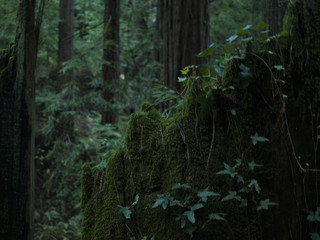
[81,1,320,239]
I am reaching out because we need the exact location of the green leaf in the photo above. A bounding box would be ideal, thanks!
[184,211,195,223]
[208,213,227,221]
[239,199,248,207]
[239,64,251,78]
[243,24,252,30]
[132,195,139,206]
[250,132,269,145]
[236,29,246,35]
[216,162,238,178]
[197,187,220,202]
[152,193,171,209]
[248,161,263,171]
[257,199,277,211]
[310,233,320,240]
[275,79,285,84]
[307,207,320,222]
[240,37,253,43]
[230,109,236,116]
[226,34,238,43]
[172,183,192,190]
[248,179,261,194]
[274,65,285,71]
[180,68,190,75]
[254,22,268,30]
[170,199,183,207]
[222,191,241,202]
[190,203,204,211]
[225,55,244,61]
[178,77,187,82]
[196,43,216,57]
[117,205,132,219]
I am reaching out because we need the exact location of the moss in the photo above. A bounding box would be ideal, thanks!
[82,1,320,239]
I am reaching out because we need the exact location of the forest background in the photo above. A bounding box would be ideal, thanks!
[0,0,303,239]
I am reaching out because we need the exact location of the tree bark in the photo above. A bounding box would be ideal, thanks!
[0,0,38,239]
[58,0,74,89]
[266,0,288,35]
[101,0,120,124]
[161,0,210,91]
[58,0,74,63]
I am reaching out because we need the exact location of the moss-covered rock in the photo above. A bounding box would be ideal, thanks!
[81,1,320,239]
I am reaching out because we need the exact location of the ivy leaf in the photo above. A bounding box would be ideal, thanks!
[226,34,238,43]
[172,183,192,190]
[239,64,251,78]
[170,199,183,207]
[184,210,195,223]
[152,193,170,209]
[178,77,187,82]
[239,199,248,207]
[208,213,227,221]
[197,187,220,202]
[132,195,139,206]
[254,22,268,30]
[257,199,277,211]
[248,161,263,171]
[230,109,236,116]
[236,29,246,35]
[216,163,237,178]
[250,132,269,145]
[185,225,197,238]
[237,175,244,184]
[274,65,285,71]
[225,55,244,61]
[310,233,320,240]
[222,191,242,202]
[190,203,204,211]
[196,43,216,57]
[243,24,252,30]
[307,207,320,222]
[180,67,190,75]
[117,205,132,219]
[248,179,261,194]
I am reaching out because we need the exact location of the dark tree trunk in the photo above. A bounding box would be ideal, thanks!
[58,0,74,89]
[101,0,120,124]
[56,0,75,140]
[58,0,74,63]
[266,0,288,35]
[161,0,210,91]
[0,0,39,239]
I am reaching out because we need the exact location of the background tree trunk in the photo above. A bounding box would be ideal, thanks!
[58,0,74,64]
[57,0,74,89]
[101,0,120,124]
[161,0,210,91]
[0,0,38,239]
[266,0,288,35]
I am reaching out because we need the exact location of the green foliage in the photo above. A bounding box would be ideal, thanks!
[307,208,320,240]
[151,184,222,238]
[118,195,139,219]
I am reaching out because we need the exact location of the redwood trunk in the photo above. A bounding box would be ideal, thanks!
[161,0,210,91]
[0,0,38,239]
[101,0,120,124]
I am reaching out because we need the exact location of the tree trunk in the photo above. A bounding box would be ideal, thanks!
[101,0,120,124]
[161,0,210,91]
[58,0,74,63]
[266,0,288,35]
[0,0,38,239]
[58,0,74,89]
